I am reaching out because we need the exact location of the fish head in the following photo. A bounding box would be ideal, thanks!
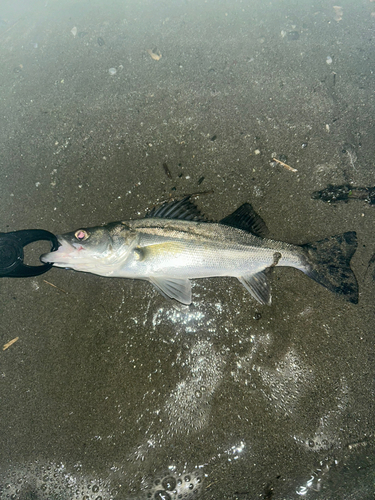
[41,222,135,275]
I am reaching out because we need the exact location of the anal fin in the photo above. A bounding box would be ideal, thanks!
[238,272,271,305]
[149,277,192,305]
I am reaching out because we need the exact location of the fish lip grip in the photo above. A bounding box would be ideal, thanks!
[0,229,59,277]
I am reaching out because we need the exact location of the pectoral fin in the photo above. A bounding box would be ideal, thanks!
[149,277,192,305]
[238,272,271,305]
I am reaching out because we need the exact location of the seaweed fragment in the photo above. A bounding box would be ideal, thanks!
[162,162,172,179]
[312,184,375,205]
[365,253,375,281]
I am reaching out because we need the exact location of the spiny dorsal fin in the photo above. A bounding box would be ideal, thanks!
[219,203,269,237]
[146,196,209,221]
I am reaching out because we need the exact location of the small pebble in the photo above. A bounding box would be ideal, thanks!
[108,67,117,76]
[326,56,333,65]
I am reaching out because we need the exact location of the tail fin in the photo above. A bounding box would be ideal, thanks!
[301,231,358,303]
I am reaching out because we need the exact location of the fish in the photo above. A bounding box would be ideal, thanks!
[41,197,359,305]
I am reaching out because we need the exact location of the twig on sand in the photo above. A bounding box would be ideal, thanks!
[272,157,297,172]
[3,337,19,351]
[43,280,68,294]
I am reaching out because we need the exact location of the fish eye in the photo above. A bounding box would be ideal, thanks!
[75,230,89,241]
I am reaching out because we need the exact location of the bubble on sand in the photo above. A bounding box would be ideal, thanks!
[154,491,171,500]
[294,376,350,452]
[0,461,112,499]
[144,470,203,500]
[162,340,225,435]
[127,339,226,467]
[162,476,177,490]
[257,348,314,417]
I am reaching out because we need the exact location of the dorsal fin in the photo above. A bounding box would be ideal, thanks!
[146,196,209,221]
[219,203,269,237]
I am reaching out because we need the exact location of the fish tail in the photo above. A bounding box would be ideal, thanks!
[301,231,358,303]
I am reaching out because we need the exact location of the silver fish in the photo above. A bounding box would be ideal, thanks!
[41,197,358,305]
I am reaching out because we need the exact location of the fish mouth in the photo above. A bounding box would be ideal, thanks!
[40,236,102,273]
[40,236,79,267]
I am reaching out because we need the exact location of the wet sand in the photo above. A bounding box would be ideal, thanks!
[0,0,374,498]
